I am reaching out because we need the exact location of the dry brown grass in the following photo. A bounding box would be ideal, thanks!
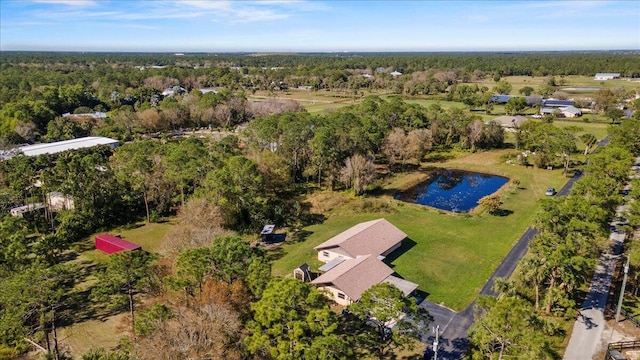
[59,313,127,357]
[306,191,351,214]
[446,149,508,167]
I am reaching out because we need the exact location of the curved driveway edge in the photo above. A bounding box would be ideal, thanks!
[418,170,584,359]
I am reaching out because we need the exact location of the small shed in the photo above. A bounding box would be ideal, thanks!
[294,263,313,282]
[95,233,141,254]
[261,224,276,242]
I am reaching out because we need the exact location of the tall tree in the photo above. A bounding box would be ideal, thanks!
[164,138,208,205]
[382,128,410,172]
[204,156,269,231]
[348,283,430,360]
[340,154,376,196]
[210,235,270,297]
[470,296,557,359]
[91,251,155,335]
[245,278,350,360]
[504,97,527,115]
[172,247,213,296]
[0,263,75,357]
[110,141,159,223]
[580,133,598,155]
[133,303,243,360]
[492,79,513,95]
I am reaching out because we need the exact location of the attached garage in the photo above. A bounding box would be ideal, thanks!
[95,233,141,254]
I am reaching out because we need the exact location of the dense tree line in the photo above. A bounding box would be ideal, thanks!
[246,96,504,191]
[3,51,639,78]
[2,51,639,145]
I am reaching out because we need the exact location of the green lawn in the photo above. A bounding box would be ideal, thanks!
[73,220,175,264]
[272,149,568,310]
[470,75,640,95]
[401,98,468,111]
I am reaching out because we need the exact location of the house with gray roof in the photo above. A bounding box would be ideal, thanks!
[560,105,582,118]
[540,106,581,118]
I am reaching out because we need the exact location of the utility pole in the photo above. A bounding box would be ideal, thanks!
[433,325,439,360]
[615,256,630,323]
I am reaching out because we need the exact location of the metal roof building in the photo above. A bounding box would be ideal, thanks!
[542,99,575,107]
[19,136,119,157]
[594,73,621,80]
[95,233,141,254]
[489,95,514,103]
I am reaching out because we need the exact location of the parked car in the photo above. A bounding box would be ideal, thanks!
[545,188,556,196]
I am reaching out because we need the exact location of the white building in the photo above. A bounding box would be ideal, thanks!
[19,137,119,157]
[46,192,75,211]
[594,73,621,80]
[62,112,107,120]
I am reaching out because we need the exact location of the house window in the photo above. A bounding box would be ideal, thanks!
[322,251,329,257]
[337,292,345,299]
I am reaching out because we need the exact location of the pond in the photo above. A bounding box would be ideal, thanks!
[395,169,509,213]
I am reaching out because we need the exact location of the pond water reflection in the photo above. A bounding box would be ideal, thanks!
[395,169,509,213]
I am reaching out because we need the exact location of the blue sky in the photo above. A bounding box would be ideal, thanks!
[1,0,639,52]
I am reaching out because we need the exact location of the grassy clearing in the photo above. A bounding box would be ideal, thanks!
[73,220,176,265]
[392,98,468,111]
[554,119,610,142]
[60,314,127,356]
[249,89,386,115]
[469,75,640,95]
[472,75,548,94]
[59,220,175,355]
[272,149,568,310]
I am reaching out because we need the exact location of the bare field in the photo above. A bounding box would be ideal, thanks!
[470,75,640,96]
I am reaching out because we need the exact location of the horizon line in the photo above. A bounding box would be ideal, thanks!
[2,49,639,54]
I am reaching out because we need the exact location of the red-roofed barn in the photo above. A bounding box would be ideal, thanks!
[95,233,141,254]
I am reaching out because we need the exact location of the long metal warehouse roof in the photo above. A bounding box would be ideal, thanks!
[19,136,119,157]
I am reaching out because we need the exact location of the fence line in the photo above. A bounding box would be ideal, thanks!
[620,308,640,328]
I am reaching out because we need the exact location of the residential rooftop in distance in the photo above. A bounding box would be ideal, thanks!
[19,136,119,157]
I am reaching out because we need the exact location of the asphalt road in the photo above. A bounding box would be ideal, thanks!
[419,168,584,359]
[563,230,625,359]
[563,159,638,360]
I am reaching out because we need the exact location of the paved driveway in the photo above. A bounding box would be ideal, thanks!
[417,169,584,359]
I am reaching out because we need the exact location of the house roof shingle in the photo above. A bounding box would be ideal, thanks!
[311,255,394,300]
[313,218,407,258]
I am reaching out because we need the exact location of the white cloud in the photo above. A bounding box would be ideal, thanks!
[516,0,617,17]
[31,0,97,6]
[225,7,291,23]
[119,23,161,30]
[176,0,316,23]
[175,0,232,11]
[21,0,320,25]
[15,20,56,25]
